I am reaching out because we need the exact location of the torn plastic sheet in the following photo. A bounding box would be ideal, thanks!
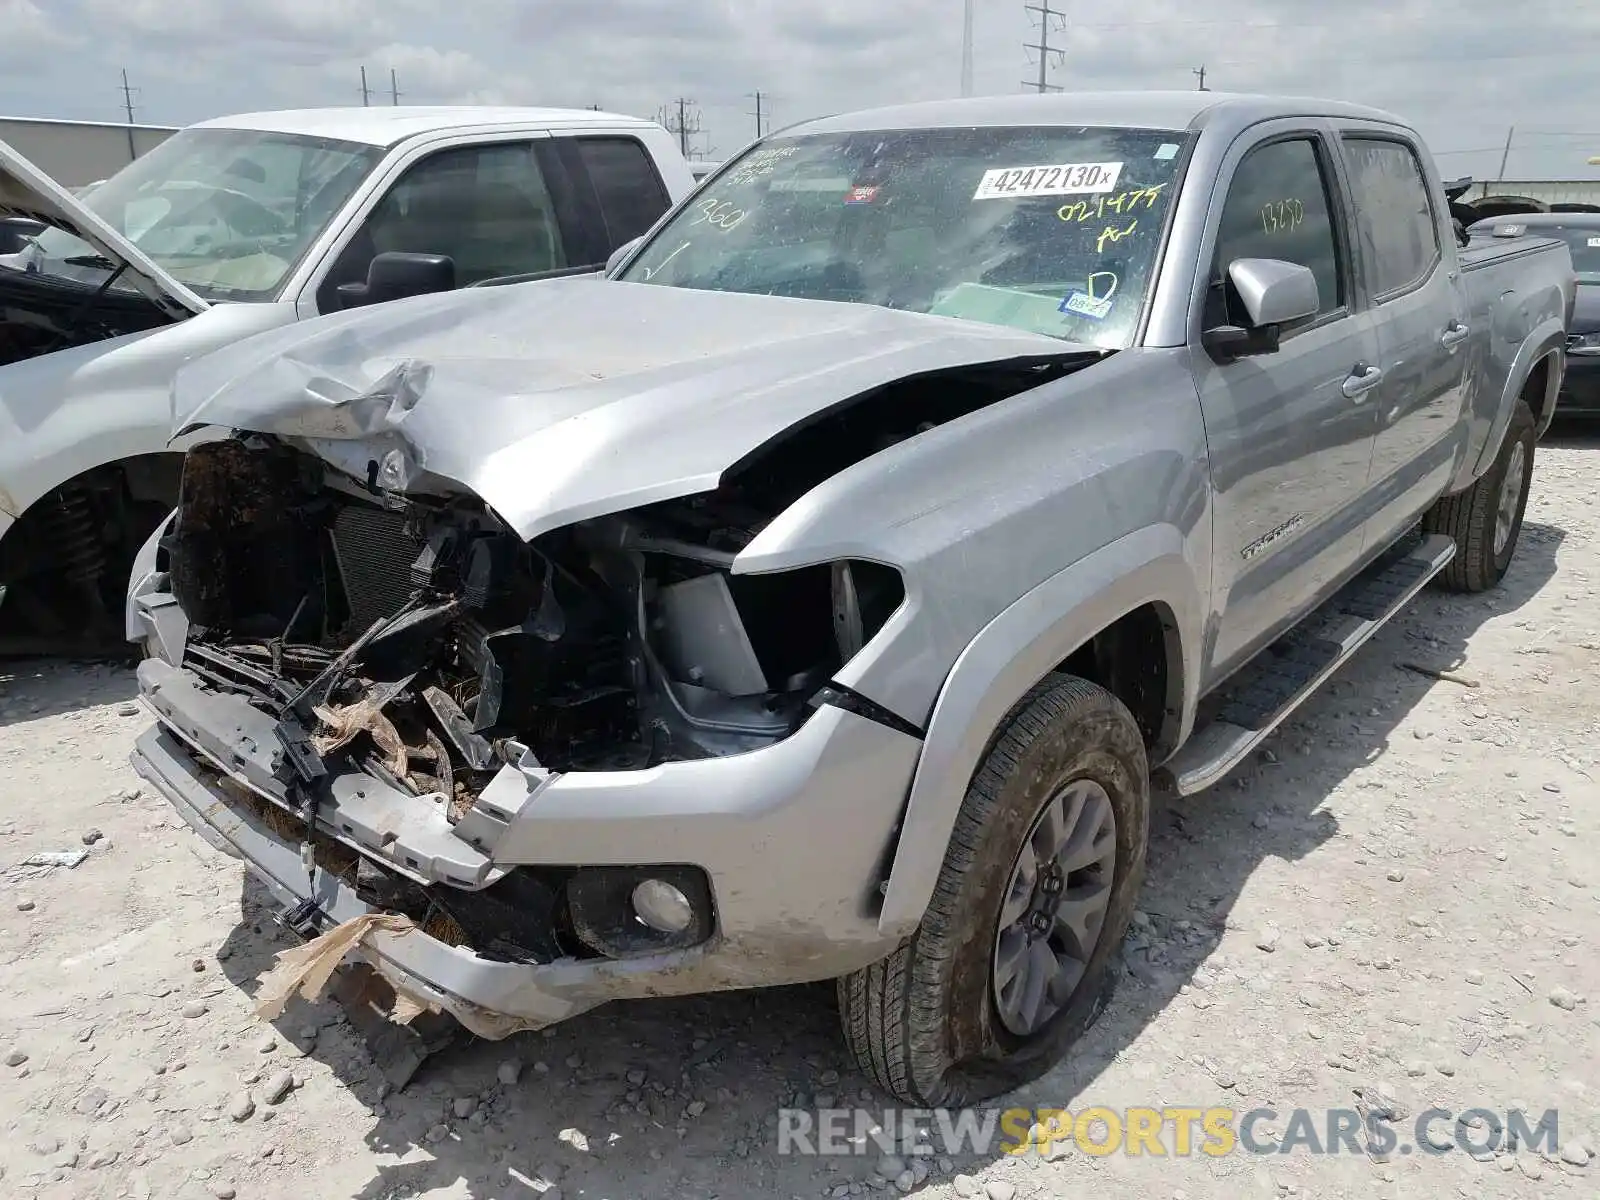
[312,697,410,779]
[254,912,438,1024]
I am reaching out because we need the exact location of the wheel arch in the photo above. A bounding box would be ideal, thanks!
[874,524,1203,939]
[1471,324,1564,481]
[0,451,183,572]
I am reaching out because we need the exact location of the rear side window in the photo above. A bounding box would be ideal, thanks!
[1342,137,1440,298]
[574,137,672,248]
[1211,136,1346,326]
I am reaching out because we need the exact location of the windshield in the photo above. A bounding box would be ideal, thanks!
[29,127,385,301]
[1544,225,1600,285]
[618,125,1192,348]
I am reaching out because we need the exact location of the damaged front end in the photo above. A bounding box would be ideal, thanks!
[133,430,910,990]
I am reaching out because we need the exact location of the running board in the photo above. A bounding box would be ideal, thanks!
[1155,533,1456,796]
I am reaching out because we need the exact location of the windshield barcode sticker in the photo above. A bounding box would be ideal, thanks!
[973,162,1123,200]
[1059,290,1113,320]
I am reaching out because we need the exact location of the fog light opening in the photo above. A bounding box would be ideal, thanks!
[631,878,694,934]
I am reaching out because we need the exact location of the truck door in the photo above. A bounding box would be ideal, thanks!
[1191,126,1384,684]
[310,138,575,314]
[1336,131,1469,549]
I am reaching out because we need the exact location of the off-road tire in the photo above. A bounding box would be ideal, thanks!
[1422,399,1536,592]
[838,673,1149,1106]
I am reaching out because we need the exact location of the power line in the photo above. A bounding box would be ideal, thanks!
[961,0,975,98]
[1188,45,1600,68]
[1023,0,1066,93]
[662,97,703,158]
[119,68,139,162]
[1497,126,1515,182]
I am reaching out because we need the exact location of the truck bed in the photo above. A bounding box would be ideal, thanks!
[1460,228,1567,272]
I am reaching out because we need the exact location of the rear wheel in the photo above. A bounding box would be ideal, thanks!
[1422,399,1535,593]
[838,674,1149,1105]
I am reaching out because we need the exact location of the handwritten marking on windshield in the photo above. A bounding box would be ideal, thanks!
[691,197,746,231]
[1086,271,1118,302]
[1260,199,1304,234]
[727,146,797,185]
[639,241,691,280]
[1057,184,1167,224]
[1095,221,1138,254]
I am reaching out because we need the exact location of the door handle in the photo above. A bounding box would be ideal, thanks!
[1341,363,1384,399]
[1440,321,1470,348]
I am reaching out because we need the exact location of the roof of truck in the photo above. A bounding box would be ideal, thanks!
[188,106,658,148]
[789,91,1409,136]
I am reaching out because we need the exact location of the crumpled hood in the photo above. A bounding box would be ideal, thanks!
[171,276,1093,541]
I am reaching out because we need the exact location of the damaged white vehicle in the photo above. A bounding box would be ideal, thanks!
[0,108,693,654]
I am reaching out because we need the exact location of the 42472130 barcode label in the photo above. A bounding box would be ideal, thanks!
[972,162,1124,200]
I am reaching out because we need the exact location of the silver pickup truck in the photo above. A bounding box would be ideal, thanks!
[125,92,1572,1107]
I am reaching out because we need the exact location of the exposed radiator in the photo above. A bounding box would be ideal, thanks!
[328,504,424,639]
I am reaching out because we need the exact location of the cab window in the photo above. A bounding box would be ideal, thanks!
[1208,136,1346,332]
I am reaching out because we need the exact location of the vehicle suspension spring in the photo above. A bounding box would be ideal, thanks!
[47,486,106,588]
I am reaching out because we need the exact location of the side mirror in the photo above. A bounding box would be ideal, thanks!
[0,216,45,255]
[337,251,456,309]
[605,236,644,277]
[1201,257,1320,362]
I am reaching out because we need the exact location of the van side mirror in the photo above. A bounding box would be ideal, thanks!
[1201,257,1320,362]
[605,236,644,277]
[337,251,456,309]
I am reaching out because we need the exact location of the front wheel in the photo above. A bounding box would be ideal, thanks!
[838,673,1149,1106]
[1422,398,1536,593]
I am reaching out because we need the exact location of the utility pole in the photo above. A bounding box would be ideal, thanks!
[961,0,975,97]
[749,91,766,139]
[359,66,372,107]
[1497,126,1514,181]
[663,97,701,158]
[119,68,139,162]
[389,69,401,106]
[1193,65,1208,91]
[1022,0,1065,93]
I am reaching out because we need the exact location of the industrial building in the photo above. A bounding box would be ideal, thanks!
[0,116,177,188]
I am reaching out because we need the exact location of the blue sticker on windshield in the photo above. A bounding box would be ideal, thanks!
[1060,290,1113,320]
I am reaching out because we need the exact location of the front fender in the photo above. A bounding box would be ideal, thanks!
[124,507,186,659]
[874,524,1202,938]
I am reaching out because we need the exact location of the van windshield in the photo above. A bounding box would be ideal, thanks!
[617,124,1192,349]
[28,127,384,301]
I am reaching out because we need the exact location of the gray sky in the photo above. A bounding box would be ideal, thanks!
[2,0,1598,182]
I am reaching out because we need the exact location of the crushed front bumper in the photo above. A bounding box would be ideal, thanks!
[133,658,922,1037]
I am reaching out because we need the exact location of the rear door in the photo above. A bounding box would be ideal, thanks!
[556,134,675,253]
[1335,127,1469,549]
[1191,121,1384,685]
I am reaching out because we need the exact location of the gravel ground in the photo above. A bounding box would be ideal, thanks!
[2,431,1598,1200]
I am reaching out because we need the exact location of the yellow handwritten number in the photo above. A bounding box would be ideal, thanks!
[1057,183,1167,225]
